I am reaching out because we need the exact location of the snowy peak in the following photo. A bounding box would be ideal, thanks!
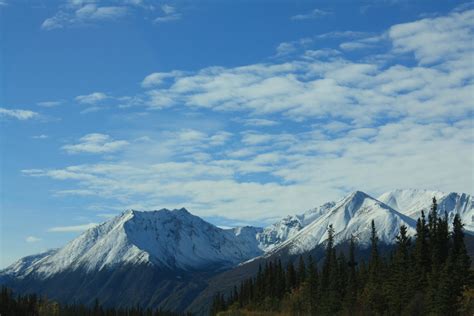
[0,249,58,279]
[256,201,337,251]
[300,201,336,226]
[339,190,375,218]
[273,191,417,255]
[6,208,264,279]
[378,189,473,231]
[3,189,471,282]
[257,215,303,251]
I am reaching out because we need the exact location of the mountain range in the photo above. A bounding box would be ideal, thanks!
[1,189,472,313]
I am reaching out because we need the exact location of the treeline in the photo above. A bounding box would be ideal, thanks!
[211,198,474,315]
[0,287,183,316]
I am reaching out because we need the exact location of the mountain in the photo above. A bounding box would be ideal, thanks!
[9,208,263,280]
[1,189,472,314]
[0,249,58,280]
[378,189,474,232]
[256,202,336,251]
[266,191,417,256]
[0,208,265,312]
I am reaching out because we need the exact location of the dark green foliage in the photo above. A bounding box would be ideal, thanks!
[297,255,306,286]
[212,197,474,316]
[0,286,183,316]
[343,235,358,313]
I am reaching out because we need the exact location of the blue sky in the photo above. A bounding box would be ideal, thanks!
[1,0,473,267]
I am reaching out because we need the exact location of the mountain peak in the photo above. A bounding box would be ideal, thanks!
[347,190,372,201]
[173,207,191,215]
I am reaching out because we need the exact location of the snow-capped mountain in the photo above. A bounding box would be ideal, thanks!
[7,208,264,280]
[268,191,417,256]
[256,202,336,251]
[0,249,58,279]
[378,189,473,231]
[1,189,471,313]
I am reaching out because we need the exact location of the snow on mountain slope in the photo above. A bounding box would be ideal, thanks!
[229,226,264,252]
[2,208,264,279]
[271,191,417,256]
[256,202,336,251]
[0,249,58,279]
[378,189,473,232]
[3,189,471,283]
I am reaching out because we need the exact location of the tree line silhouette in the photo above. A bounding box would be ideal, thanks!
[0,287,185,316]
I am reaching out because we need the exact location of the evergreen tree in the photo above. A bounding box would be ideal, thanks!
[427,197,451,314]
[445,214,472,313]
[388,224,412,314]
[319,224,340,315]
[307,255,319,315]
[297,255,307,286]
[413,210,430,290]
[286,261,297,292]
[344,235,358,313]
[362,220,386,314]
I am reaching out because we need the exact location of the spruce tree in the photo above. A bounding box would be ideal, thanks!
[447,214,472,313]
[388,224,412,314]
[286,261,297,292]
[298,255,307,286]
[307,255,319,315]
[362,220,386,314]
[427,197,450,314]
[319,224,341,315]
[344,235,358,313]
[414,210,430,290]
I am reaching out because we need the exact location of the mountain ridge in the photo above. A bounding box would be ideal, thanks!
[1,189,472,313]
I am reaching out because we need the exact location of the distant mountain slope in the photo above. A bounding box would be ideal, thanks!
[378,189,473,231]
[0,249,58,280]
[256,202,335,251]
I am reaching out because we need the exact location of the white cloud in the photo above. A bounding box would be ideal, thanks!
[80,106,103,114]
[42,3,128,30]
[0,108,39,120]
[48,223,98,233]
[136,9,473,126]
[388,9,474,65]
[154,4,181,23]
[37,101,62,107]
[62,133,129,154]
[24,116,473,221]
[241,133,275,145]
[154,14,181,23]
[315,31,371,40]
[240,118,279,127]
[291,8,331,20]
[275,38,313,57]
[75,92,108,105]
[276,42,297,56]
[22,8,474,222]
[339,34,386,51]
[303,49,341,60]
[141,71,184,88]
[25,236,41,243]
[33,134,49,139]
[161,4,175,15]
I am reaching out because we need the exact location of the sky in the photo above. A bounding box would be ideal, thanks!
[0,0,473,267]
